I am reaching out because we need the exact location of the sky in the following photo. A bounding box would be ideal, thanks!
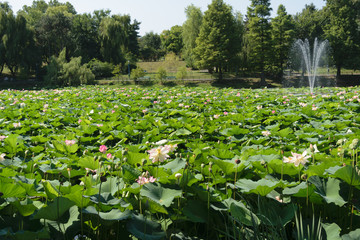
[5,0,327,36]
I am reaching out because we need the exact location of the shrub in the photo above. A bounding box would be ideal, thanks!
[88,59,114,79]
[131,67,146,81]
[45,48,95,87]
[176,66,188,80]
[157,66,167,83]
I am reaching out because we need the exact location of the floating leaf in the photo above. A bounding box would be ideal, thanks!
[33,197,75,221]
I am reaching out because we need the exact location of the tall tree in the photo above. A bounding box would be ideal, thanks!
[139,31,163,61]
[35,11,72,63]
[182,4,203,69]
[271,4,295,78]
[293,4,325,44]
[0,10,37,76]
[160,25,183,56]
[323,0,360,78]
[246,0,272,85]
[71,13,100,63]
[194,0,241,80]
[99,14,140,66]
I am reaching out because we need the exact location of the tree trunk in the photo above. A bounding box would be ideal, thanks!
[260,71,266,86]
[336,65,341,86]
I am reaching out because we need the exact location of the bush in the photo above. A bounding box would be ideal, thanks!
[176,66,188,80]
[88,59,114,79]
[45,48,95,87]
[131,67,146,81]
[157,66,167,83]
[62,57,95,86]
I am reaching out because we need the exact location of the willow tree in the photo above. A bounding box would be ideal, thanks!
[182,5,203,68]
[194,0,241,80]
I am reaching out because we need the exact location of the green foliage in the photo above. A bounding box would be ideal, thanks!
[182,4,203,69]
[139,31,163,61]
[160,25,183,56]
[246,0,272,84]
[88,59,114,79]
[322,0,360,76]
[130,67,146,80]
[156,66,167,82]
[45,48,95,86]
[270,4,295,78]
[194,0,241,77]
[176,66,188,80]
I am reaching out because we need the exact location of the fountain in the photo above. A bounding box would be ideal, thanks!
[285,38,330,93]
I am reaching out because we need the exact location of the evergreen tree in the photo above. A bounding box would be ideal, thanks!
[271,4,295,79]
[323,0,360,78]
[182,5,203,68]
[246,0,272,85]
[194,0,241,80]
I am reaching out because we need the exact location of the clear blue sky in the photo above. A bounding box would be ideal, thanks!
[5,0,326,36]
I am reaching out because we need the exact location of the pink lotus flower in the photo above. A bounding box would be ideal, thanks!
[65,140,76,146]
[136,171,156,185]
[0,136,7,141]
[99,145,107,153]
[106,153,113,159]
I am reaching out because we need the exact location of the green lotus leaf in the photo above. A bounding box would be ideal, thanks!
[127,214,166,240]
[126,152,148,165]
[322,223,341,240]
[33,197,75,221]
[122,164,142,183]
[326,165,360,186]
[140,182,182,207]
[83,206,131,221]
[12,198,38,217]
[229,200,260,226]
[213,159,247,175]
[78,156,100,170]
[161,158,186,173]
[219,127,249,137]
[42,180,60,200]
[183,199,208,223]
[0,181,26,198]
[268,159,300,176]
[236,178,280,196]
[174,128,192,136]
[342,228,360,240]
[308,176,346,207]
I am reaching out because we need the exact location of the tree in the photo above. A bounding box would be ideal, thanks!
[246,0,272,85]
[194,0,241,80]
[71,13,100,63]
[35,10,73,63]
[271,4,295,78]
[323,0,360,78]
[0,7,37,76]
[99,14,140,67]
[182,4,203,68]
[139,31,163,61]
[160,25,183,56]
[293,4,325,44]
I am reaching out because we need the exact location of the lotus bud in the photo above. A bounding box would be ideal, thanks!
[201,163,205,169]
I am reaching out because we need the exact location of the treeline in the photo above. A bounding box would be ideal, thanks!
[141,0,360,82]
[0,0,360,86]
[0,0,140,86]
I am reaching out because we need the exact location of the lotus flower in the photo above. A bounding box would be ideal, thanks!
[283,151,311,167]
[148,146,170,163]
